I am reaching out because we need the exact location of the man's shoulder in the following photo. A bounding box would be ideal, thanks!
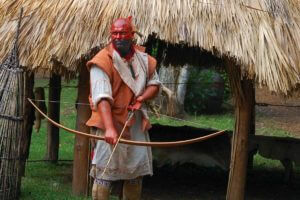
[133,45,157,66]
[94,44,113,59]
[147,54,157,69]
[147,54,157,63]
[86,44,114,72]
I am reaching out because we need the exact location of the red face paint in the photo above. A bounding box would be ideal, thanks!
[110,17,134,40]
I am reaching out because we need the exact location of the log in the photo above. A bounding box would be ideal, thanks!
[225,58,254,200]
[158,64,190,117]
[45,73,61,163]
[176,65,190,107]
[72,64,91,195]
[34,87,47,132]
[226,78,254,200]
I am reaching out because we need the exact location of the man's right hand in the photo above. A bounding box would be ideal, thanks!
[97,99,118,145]
[104,128,118,145]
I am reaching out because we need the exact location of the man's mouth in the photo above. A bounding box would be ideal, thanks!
[114,40,126,46]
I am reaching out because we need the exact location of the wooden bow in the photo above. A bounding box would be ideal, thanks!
[28,98,226,148]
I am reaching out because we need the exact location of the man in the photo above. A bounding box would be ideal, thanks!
[86,16,161,200]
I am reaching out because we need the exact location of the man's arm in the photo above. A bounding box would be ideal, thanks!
[129,67,161,111]
[129,85,160,111]
[90,65,117,145]
[98,100,118,145]
[136,85,159,102]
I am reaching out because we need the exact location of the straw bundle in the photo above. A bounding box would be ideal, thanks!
[0,10,24,200]
[0,0,299,94]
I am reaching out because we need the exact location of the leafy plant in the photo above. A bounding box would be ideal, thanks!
[184,68,229,114]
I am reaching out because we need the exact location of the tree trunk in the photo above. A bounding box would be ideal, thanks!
[176,65,190,114]
[45,74,61,163]
[158,64,190,116]
[72,65,91,196]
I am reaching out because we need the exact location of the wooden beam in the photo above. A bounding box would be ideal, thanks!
[225,59,254,200]
[72,64,91,195]
[45,73,61,163]
[226,79,254,199]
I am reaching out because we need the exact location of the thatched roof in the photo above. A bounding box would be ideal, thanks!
[0,0,299,93]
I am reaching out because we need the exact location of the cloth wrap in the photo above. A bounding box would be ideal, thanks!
[87,43,160,180]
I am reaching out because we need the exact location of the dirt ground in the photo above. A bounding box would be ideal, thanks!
[141,163,300,200]
[139,87,300,200]
[255,87,300,137]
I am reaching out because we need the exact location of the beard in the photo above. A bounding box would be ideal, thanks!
[113,39,133,57]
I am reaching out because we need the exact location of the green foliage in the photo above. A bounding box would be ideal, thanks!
[219,69,231,102]
[184,68,229,114]
[21,162,88,200]
[257,126,291,137]
[150,112,234,131]
[150,41,159,57]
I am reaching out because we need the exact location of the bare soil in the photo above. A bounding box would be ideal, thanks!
[255,87,300,137]
[142,163,300,200]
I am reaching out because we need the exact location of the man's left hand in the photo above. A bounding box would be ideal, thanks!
[128,96,144,111]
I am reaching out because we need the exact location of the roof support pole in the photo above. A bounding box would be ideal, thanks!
[45,73,61,163]
[226,59,254,200]
[72,64,91,195]
[19,72,35,191]
[247,85,255,171]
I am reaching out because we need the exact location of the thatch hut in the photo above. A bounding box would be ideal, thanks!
[0,0,299,199]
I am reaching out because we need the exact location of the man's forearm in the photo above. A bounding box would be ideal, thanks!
[128,85,159,111]
[139,85,160,102]
[97,99,115,131]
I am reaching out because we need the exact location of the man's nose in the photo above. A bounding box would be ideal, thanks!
[116,33,122,39]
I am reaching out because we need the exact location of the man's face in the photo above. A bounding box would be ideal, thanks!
[111,30,133,56]
[110,18,134,56]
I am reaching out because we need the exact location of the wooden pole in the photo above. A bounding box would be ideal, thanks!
[247,85,255,170]
[45,73,61,163]
[226,59,254,200]
[72,64,91,195]
[17,71,35,198]
[19,72,35,176]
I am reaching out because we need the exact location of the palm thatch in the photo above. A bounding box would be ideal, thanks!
[0,0,299,94]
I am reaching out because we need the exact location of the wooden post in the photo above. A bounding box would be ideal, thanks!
[247,85,255,170]
[17,72,34,197]
[72,64,91,195]
[226,59,254,200]
[45,73,61,163]
[19,72,35,176]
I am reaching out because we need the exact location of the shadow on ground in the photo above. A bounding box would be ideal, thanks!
[141,163,300,200]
